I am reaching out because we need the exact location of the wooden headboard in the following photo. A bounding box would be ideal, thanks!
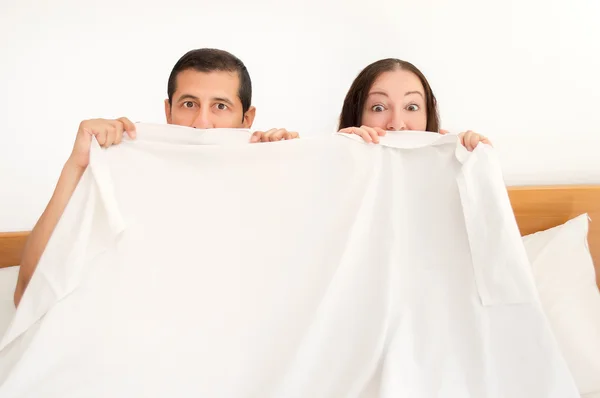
[1,185,599,288]
[0,231,28,269]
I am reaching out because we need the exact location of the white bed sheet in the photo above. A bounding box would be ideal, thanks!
[0,125,580,397]
[0,267,18,339]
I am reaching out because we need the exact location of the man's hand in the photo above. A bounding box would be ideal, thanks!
[250,128,299,143]
[14,117,136,307]
[69,117,136,170]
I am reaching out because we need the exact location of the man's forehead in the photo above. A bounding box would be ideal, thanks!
[174,69,240,101]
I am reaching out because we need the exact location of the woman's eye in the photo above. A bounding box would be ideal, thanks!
[216,103,228,110]
[371,105,385,112]
[406,104,420,111]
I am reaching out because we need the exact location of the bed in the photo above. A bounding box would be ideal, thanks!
[0,184,599,397]
[2,185,598,283]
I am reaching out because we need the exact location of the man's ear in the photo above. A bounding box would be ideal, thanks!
[164,99,172,124]
[242,106,256,129]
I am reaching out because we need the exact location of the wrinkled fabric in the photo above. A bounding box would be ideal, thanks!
[0,124,578,397]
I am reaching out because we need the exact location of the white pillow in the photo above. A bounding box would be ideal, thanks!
[523,214,600,396]
[0,266,18,339]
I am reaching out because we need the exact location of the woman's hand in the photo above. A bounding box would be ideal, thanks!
[338,126,387,143]
[458,130,492,152]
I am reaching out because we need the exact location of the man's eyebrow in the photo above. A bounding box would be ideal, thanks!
[213,97,234,106]
[176,94,200,102]
[175,95,235,107]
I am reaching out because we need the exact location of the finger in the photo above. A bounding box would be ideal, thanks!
[103,126,116,148]
[81,127,95,146]
[470,133,480,152]
[374,127,388,137]
[481,137,492,147]
[261,128,278,142]
[250,131,263,143]
[352,127,372,143]
[285,131,299,140]
[112,120,125,145]
[439,129,449,135]
[458,132,467,149]
[462,131,474,152]
[281,130,295,140]
[362,126,380,144]
[95,130,107,147]
[471,133,480,150]
[367,127,380,143]
[467,131,479,151]
[358,128,373,143]
[340,127,372,143]
[339,127,366,141]
[368,127,381,143]
[117,117,136,139]
[270,129,286,142]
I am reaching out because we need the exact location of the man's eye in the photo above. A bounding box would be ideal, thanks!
[216,103,228,110]
[183,101,195,108]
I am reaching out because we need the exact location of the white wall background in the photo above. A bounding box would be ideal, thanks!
[1,0,599,231]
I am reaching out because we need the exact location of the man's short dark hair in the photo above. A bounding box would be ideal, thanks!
[167,48,252,114]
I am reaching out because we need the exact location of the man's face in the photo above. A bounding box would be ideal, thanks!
[165,69,255,129]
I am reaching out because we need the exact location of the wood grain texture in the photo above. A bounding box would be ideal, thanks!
[1,186,599,289]
[0,231,28,268]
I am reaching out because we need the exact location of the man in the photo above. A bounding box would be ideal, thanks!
[14,48,298,306]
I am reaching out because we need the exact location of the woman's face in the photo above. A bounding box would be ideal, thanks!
[361,69,428,132]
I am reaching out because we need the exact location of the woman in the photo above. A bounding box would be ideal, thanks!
[338,58,491,151]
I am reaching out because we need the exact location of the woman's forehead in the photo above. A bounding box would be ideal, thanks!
[370,69,424,96]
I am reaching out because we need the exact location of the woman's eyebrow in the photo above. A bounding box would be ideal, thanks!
[405,91,424,98]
